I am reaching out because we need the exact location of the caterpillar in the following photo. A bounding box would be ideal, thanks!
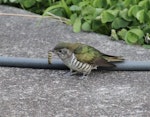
[48,50,52,64]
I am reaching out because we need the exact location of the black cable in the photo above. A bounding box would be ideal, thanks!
[0,56,150,71]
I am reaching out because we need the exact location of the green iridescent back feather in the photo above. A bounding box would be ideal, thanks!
[73,43,123,67]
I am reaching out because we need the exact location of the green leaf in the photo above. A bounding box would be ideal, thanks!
[20,0,36,8]
[137,37,144,45]
[70,13,77,24]
[81,6,96,16]
[125,29,144,44]
[73,17,81,33]
[93,0,107,8]
[130,29,144,39]
[136,10,145,23]
[70,5,81,11]
[66,0,72,4]
[138,0,149,11]
[61,0,72,17]
[118,29,128,40]
[91,20,110,35]
[125,32,138,44]
[124,0,140,6]
[72,0,81,5]
[91,20,101,32]
[43,4,62,16]
[36,0,42,2]
[79,1,90,7]
[50,8,65,17]
[83,15,94,21]
[111,29,119,40]
[119,9,132,21]
[81,21,91,32]
[111,18,129,29]
[100,10,116,23]
[143,26,150,33]
[128,5,142,17]
[136,10,149,23]
[109,10,119,17]
[95,8,104,16]
[124,0,132,7]
[9,0,17,3]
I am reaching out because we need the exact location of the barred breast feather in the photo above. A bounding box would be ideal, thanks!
[66,54,96,75]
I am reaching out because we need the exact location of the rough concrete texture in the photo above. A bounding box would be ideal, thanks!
[0,5,150,117]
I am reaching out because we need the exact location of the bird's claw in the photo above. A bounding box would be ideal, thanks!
[63,70,78,76]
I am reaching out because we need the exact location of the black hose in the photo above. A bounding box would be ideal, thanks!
[0,56,67,70]
[0,56,150,71]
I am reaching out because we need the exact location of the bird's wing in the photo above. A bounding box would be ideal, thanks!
[74,44,115,67]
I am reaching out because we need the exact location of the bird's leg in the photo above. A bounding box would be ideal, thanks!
[63,69,78,76]
[69,69,79,75]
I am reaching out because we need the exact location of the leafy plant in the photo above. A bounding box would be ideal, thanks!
[0,0,52,14]
[43,0,150,47]
[1,0,150,47]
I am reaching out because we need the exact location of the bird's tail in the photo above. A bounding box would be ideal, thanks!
[103,55,124,62]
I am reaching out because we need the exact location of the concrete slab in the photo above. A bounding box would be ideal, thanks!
[0,5,150,117]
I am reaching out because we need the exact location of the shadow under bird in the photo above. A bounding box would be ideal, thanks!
[50,42,124,77]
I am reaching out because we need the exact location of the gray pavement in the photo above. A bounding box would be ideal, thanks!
[0,5,150,117]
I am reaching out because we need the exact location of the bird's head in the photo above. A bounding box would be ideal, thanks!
[52,42,73,60]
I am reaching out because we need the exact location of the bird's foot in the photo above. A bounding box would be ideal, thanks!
[63,70,78,76]
[79,73,89,79]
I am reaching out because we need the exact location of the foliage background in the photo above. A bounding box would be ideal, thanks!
[1,0,150,48]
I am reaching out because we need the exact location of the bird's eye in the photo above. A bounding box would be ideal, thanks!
[58,50,62,53]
